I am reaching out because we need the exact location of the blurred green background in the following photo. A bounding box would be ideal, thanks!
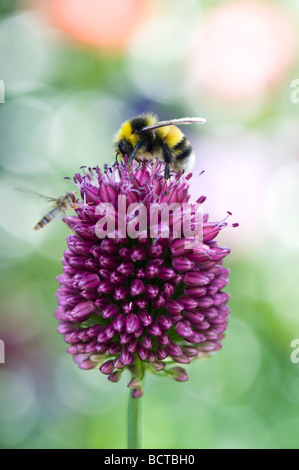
[1,0,299,449]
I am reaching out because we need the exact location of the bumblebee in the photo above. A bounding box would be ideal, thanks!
[114,113,206,179]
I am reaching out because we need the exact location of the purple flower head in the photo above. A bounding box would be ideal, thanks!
[56,160,237,397]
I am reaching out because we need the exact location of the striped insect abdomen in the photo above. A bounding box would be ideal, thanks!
[34,207,62,230]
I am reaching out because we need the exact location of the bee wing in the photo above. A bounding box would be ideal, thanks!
[15,187,57,202]
[141,117,207,132]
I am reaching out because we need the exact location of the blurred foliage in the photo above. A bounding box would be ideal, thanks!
[0,0,21,17]
[0,0,299,449]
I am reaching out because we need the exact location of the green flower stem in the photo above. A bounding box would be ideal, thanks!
[127,391,141,449]
[127,359,144,449]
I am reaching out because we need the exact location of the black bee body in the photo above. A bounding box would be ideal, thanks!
[114,113,206,178]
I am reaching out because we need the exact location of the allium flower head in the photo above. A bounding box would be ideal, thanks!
[55,160,237,397]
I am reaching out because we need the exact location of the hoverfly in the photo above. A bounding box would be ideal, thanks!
[16,188,77,230]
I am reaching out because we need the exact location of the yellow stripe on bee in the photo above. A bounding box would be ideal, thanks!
[114,121,131,143]
[120,120,132,138]
[143,112,158,126]
[157,125,184,149]
[115,120,140,148]
[128,133,139,148]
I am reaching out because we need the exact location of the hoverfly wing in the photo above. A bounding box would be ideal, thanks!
[141,117,207,132]
[15,187,57,203]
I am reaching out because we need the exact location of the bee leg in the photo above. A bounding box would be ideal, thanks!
[128,140,145,165]
[114,154,122,179]
[164,163,170,180]
[162,142,173,192]
[162,142,172,178]
[163,165,170,194]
